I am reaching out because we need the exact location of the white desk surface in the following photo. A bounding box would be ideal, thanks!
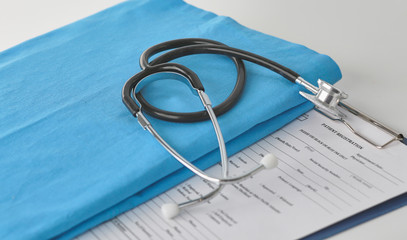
[1,0,406,239]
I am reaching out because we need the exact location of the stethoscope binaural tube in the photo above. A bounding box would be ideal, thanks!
[122,61,278,219]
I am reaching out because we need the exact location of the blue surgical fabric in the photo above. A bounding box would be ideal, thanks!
[0,0,341,239]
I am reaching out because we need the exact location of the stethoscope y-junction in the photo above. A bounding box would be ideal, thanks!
[122,38,405,219]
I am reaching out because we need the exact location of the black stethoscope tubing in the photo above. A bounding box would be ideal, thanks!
[123,38,300,123]
[136,39,247,122]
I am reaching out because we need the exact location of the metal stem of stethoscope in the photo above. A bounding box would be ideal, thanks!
[137,90,278,219]
[148,90,229,218]
[129,76,278,219]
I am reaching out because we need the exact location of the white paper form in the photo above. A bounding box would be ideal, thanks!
[76,110,407,240]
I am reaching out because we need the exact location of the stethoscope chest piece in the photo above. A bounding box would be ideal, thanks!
[299,79,348,119]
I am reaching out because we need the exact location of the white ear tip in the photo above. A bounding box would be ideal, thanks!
[260,153,278,169]
[161,203,180,219]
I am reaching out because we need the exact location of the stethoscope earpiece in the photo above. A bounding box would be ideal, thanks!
[161,203,180,220]
[260,153,279,169]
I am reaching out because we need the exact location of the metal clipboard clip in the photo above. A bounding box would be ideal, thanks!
[296,77,406,149]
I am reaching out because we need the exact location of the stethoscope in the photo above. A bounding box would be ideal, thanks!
[122,38,404,219]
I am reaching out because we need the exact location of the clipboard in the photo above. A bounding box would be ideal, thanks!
[74,110,407,240]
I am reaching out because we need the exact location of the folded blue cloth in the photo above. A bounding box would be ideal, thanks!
[0,0,341,239]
